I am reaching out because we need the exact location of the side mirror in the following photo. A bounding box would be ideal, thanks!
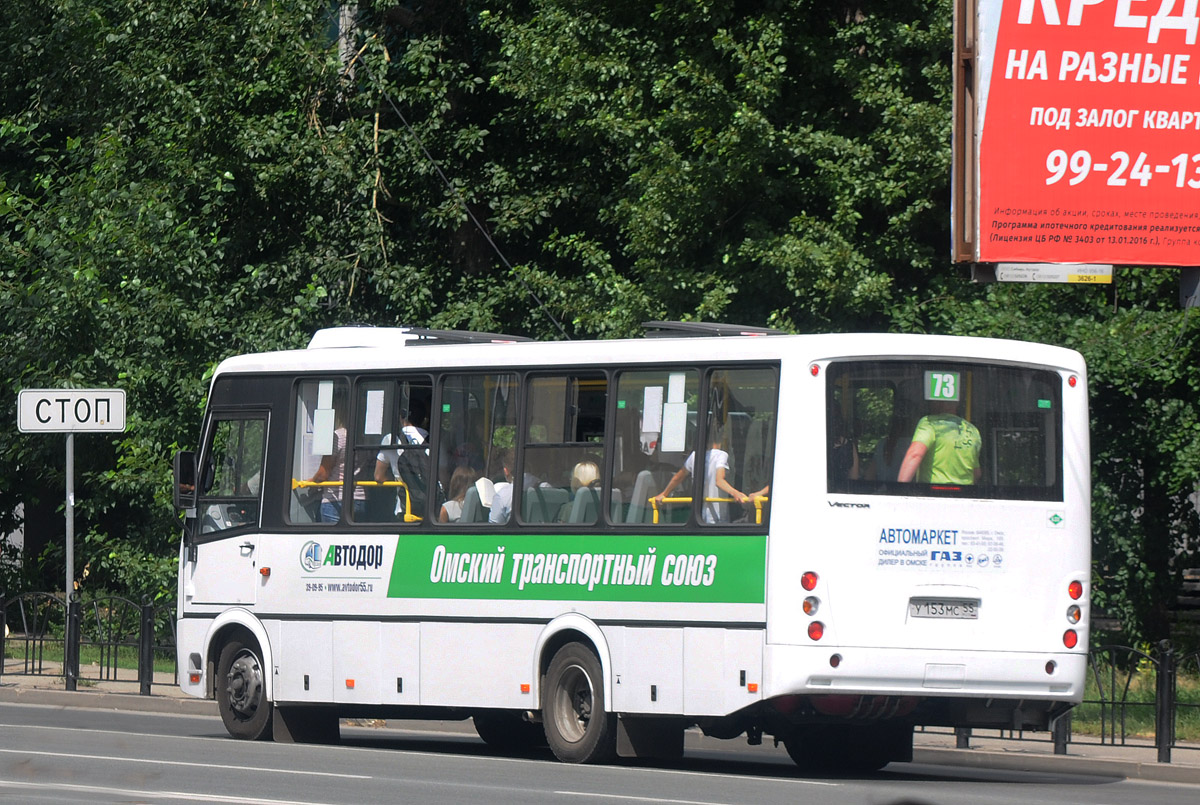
[173,450,197,510]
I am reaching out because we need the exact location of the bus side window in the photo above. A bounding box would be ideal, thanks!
[288,379,351,524]
[612,369,699,526]
[701,367,777,526]
[523,373,607,525]
[197,416,266,538]
[436,373,518,525]
[355,378,433,524]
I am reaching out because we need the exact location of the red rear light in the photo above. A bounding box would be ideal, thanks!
[801,571,818,591]
[811,364,820,377]
[1063,629,1078,649]
[1068,375,1077,387]
[1068,580,1083,600]
[808,621,824,641]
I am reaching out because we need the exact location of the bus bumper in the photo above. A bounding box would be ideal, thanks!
[764,644,1087,704]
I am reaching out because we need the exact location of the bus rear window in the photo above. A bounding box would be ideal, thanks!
[827,361,1063,501]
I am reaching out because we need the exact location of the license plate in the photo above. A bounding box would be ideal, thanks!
[909,598,979,619]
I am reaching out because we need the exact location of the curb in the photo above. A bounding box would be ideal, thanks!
[912,746,1200,785]
[0,684,218,717]
[2,685,1198,784]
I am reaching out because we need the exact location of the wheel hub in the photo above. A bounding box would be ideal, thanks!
[554,663,593,742]
[226,651,263,718]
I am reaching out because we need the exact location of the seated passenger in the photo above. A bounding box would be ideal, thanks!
[571,460,599,492]
[440,466,478,523]
[488,448,540,524]
[558,460,601,521]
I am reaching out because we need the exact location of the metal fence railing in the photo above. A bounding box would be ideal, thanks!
[1,591,176,695]
[927,641,1199,763]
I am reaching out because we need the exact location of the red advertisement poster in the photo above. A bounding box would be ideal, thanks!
[977,0,1200,265]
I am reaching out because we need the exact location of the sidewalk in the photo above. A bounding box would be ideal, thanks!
[911,728,1200,785]
[2,659,1198,784]
[1,657,216,716]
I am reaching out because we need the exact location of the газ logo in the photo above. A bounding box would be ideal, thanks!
[300,541,322,572]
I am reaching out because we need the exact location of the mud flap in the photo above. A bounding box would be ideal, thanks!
[616,716,685,759]
[273,705,341,744]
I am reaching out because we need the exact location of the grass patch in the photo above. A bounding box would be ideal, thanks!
[5,638,175,675]
[1071,662,1200,743]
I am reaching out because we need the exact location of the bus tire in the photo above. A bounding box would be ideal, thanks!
[542,643,616,764]
[472,711,546,752]
[216,634,273,741]
[782,725,891,773]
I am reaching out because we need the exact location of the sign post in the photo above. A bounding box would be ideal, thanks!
[16,389,126,638]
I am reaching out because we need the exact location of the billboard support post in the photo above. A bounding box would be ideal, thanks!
[1181,270,1200,309]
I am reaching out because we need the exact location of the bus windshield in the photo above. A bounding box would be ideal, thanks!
[827,360,1064,501]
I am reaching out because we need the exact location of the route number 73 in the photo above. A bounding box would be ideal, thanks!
[925,371,960,401]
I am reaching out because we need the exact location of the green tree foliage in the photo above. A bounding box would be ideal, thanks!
[1,1,1196,642]
[480,0,951,333]
[1,0,363,600]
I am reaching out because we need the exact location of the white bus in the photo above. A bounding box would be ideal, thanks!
[174,323,1090,770]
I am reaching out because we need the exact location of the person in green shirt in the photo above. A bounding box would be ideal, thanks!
[896,400,982,485]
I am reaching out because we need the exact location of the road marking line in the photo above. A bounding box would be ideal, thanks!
[0,778,339,805]
[555,794,751,805]
[589,763,839,787]
[0,748,370,779]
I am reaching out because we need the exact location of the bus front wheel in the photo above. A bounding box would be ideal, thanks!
[542,643,616,763]
[216,634,273,741]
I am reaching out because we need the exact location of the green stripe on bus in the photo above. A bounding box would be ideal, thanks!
[387,534,766,603]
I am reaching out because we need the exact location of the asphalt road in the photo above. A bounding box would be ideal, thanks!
[0,702,1197,805]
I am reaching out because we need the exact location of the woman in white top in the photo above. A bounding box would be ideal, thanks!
[439,466,478,523]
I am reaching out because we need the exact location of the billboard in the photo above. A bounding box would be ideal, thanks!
[955,0,1200,266]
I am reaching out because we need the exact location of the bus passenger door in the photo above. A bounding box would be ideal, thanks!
[183,413,268,607]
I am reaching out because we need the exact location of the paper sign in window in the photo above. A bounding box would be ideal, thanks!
[642,386,664,432]
[364,389,385,435]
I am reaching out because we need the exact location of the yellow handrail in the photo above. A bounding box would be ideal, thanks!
[292,479,423,522]
[649,495,769,525]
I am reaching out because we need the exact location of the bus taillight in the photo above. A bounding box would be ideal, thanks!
[1063,629,1078,649]
[801,571,818,591]
[1068,580,1083,600]
[808,622,825,641]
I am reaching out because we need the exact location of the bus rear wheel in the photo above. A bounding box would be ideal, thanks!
[782,724,895,773]
[216,634,273,741]
[542,643,616,763]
